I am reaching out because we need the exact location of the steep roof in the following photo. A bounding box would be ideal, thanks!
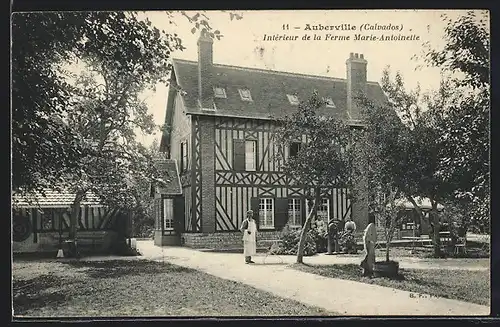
[171,58,387,121]
[150,159,182,196]
[12,190,103,208]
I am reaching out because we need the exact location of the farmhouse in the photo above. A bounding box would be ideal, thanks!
[152,29,388,250]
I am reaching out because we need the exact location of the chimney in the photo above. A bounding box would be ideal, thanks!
[346,52,368,120]
[197,29,214,107]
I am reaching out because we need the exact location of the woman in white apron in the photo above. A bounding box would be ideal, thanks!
[240,210,257,264]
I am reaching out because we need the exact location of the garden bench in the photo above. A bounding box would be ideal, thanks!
[261,239,284,264]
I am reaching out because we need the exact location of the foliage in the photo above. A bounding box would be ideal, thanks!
[11,10,241,196]
[275,229,317,256]
[338,230,357,254]
[274,91,352,263]
[416,10,490,225]
[309,220,328,253]
[12,11,242,246]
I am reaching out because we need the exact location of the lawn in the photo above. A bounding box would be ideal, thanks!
[12,259,332,317]
[293,263,490,306]
[333,243,490,259]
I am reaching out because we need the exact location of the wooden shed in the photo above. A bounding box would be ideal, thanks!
[12,190,129,254]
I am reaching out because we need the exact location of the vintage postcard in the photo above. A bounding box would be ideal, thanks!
[11,9,491,318]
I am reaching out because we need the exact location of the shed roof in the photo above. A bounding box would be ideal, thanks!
[12,189,103,208]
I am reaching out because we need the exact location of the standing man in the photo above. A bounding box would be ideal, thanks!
[360,213,377,276]
[240,210,257,264]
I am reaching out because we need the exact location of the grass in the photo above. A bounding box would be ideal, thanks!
[293,263,490,306]
[378,242,490,259]
[329,243,490,259]
[12,259,333,317]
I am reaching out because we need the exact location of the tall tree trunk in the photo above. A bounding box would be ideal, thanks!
[430,199,441,257]
[297,188,320,264]
[69,190,86,240]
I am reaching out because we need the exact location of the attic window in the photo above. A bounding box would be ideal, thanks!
[323,97,336,108]
[213,87,227,98]
[287,94,299,105]
[238,88,253,102]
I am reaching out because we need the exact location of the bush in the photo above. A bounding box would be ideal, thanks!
[275,229,317,256]
[309,220,328,253]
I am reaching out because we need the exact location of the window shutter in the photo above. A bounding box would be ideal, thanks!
[180,142,184,172]
[251,197,260,230]
[329,196,335,223]
[155,198,161,230]
[233,139,246,171]
[160,196,165,232]
[301,197,307,226]
[173,196,185,233]
[274,198,289,231]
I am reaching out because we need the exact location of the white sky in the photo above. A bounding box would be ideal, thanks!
[135,9,488,147]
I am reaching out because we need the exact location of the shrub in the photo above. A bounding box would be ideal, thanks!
[309,220,328,253]
[276,229,317,256]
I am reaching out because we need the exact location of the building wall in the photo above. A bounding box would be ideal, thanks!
[182,231,282,250]
[12,206,122,253]
[197,116,357,233]
[170,92,192,168]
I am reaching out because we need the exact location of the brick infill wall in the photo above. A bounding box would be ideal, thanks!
[181,231,283,250]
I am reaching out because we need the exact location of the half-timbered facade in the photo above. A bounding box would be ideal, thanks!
[12,190,129,254]
[159,30,387,249]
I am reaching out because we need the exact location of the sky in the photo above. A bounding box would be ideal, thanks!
[135,9,488,147]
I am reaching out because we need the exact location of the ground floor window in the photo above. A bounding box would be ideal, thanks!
[317,198,330,224]
[288,198,302,227]
[259,198,274,229]
[163,198,174,230]
[306,198,330,224]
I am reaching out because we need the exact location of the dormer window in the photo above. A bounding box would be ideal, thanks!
[238,88,252,102]
[213,87,227,98]
[287,94,299,105]
[323,97,336,108]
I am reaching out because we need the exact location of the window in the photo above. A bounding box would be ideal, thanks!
[201,100,217,111]
[289,142,302,158]
[233,139,257,171]
[245,140,256,171]
[238,88,253,102]
[288,199,302,227]
[323,97,336,108]
[180,141,188,173]
[163,198,174,230]
[213,87,227,98]
[306,198,330,224]
[259,198,274,229]
[286,94,299,105]
[317,198,330,224]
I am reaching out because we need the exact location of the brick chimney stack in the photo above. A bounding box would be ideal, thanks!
[346,52,367,120]
[197,28,214,108]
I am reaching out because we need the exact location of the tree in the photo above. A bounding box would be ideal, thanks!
[349,101,405,262]
[12,11,242,252]
[417,10,490,228]
[11,10,241,195]
[275,92,351,264]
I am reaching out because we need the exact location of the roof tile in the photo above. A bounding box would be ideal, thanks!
[172,59,387,121]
